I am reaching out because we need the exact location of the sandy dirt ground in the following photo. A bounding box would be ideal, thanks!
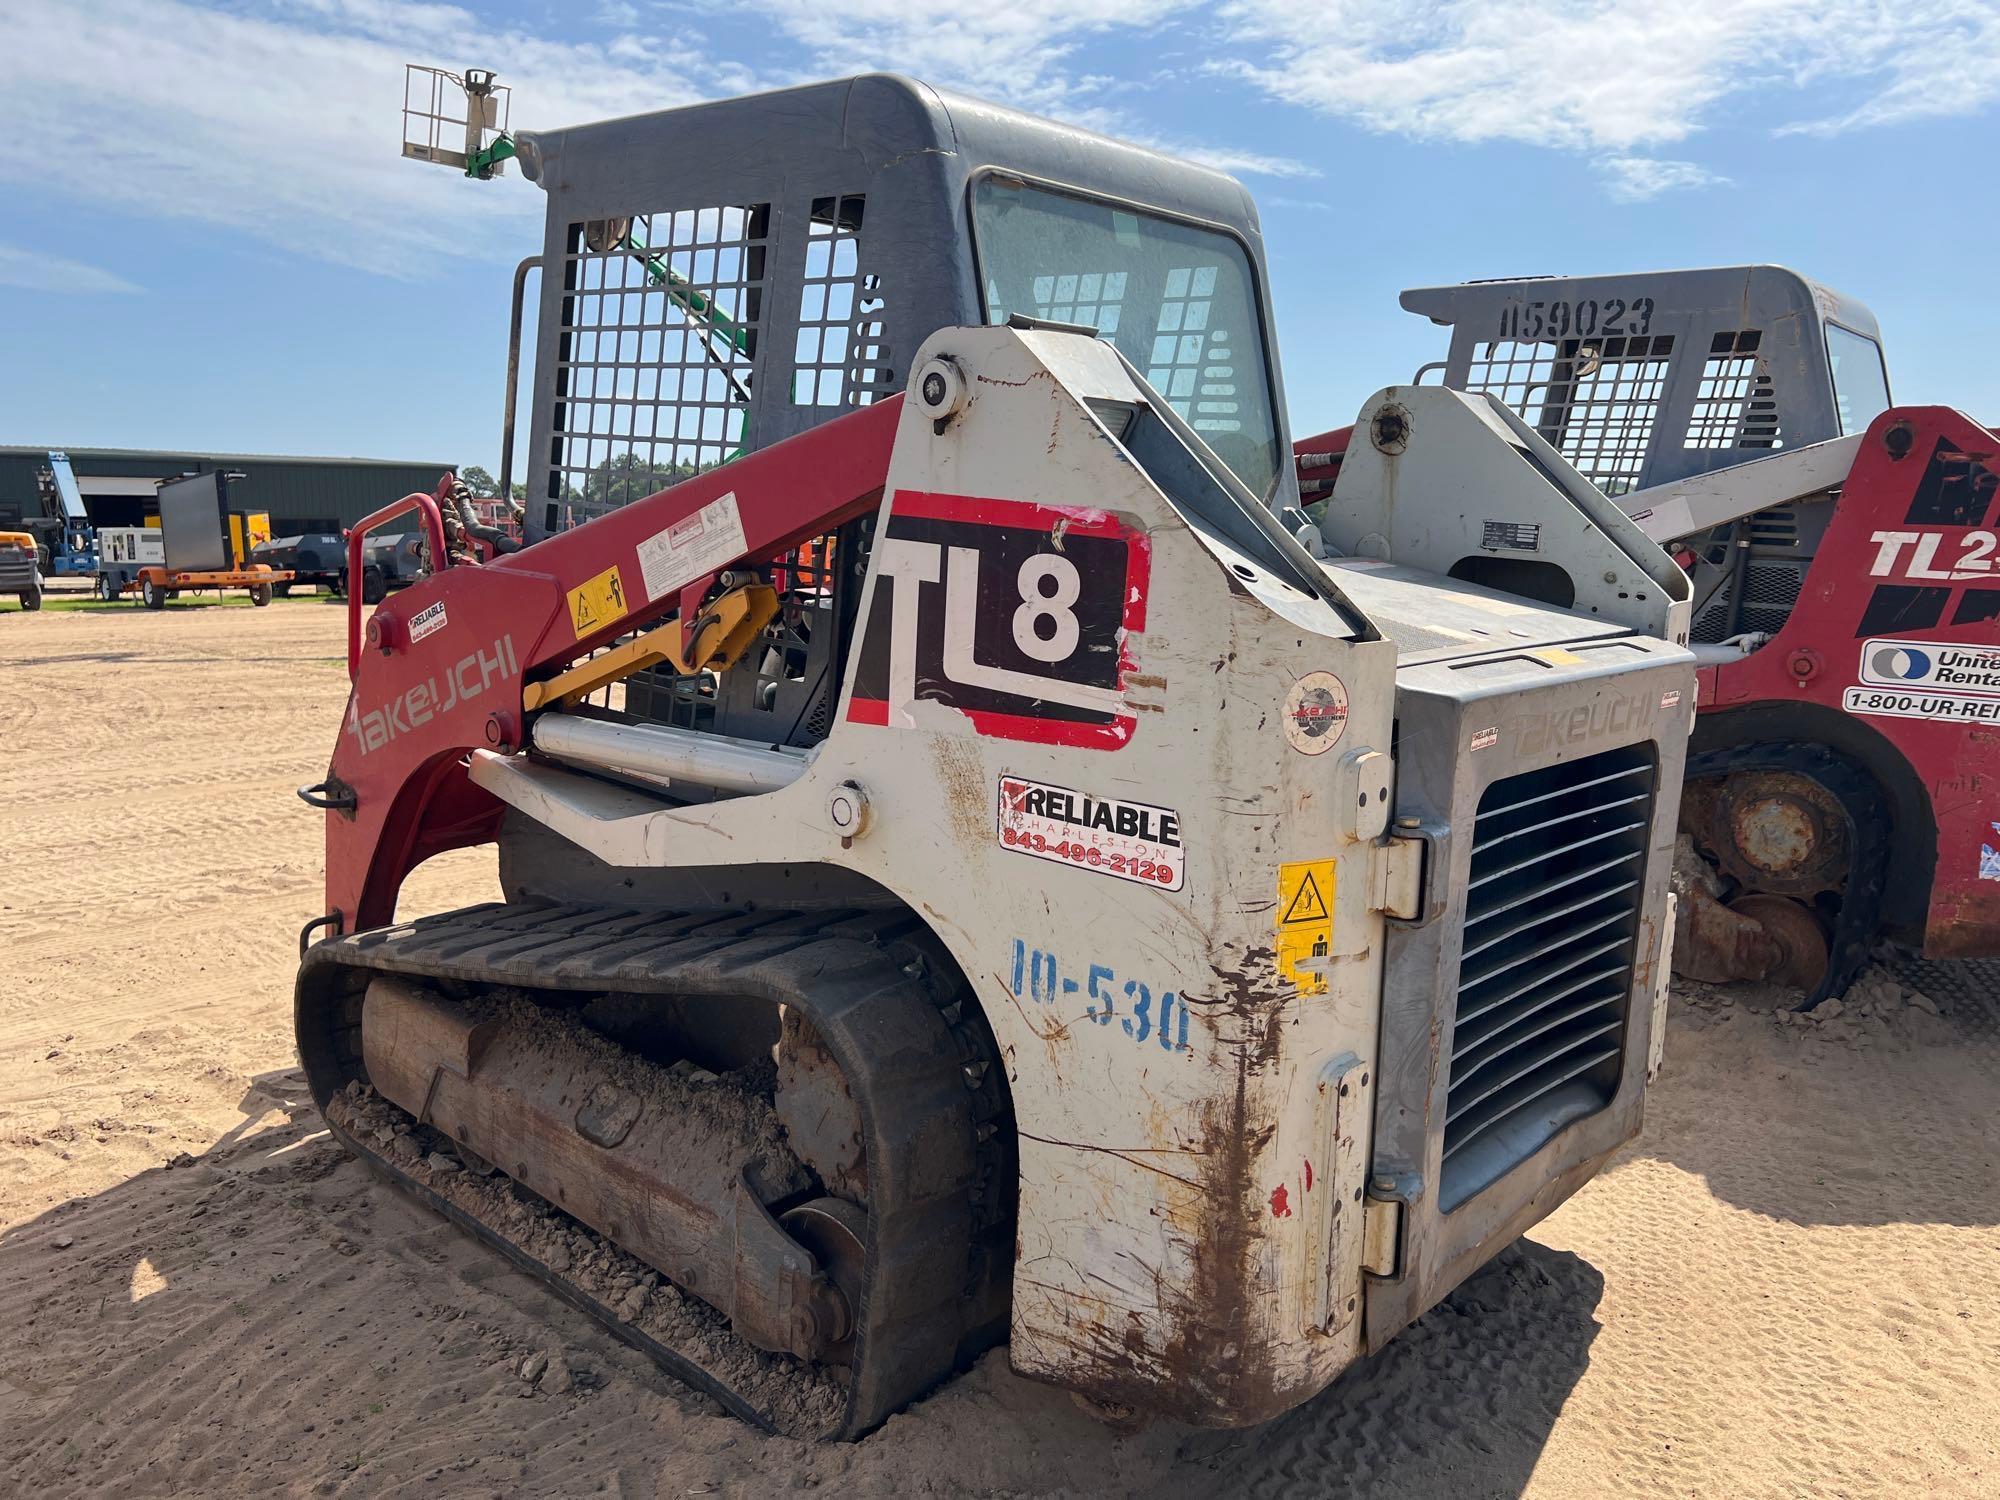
[2,601,1997,1498]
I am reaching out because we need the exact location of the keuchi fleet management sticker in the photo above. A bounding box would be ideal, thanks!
[1283,671,1349,755]
[996,775,1184,890]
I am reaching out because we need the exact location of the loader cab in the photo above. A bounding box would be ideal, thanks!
[1404,266,1889,642]
[1404,266,1889,494]
[511,74,1294,546]
[508,74,1294,744]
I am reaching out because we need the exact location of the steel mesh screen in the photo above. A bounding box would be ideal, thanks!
[793,196,891,409]
[1465,334,1676,496]
[546,205,770,530]
[1684,331,1783,451]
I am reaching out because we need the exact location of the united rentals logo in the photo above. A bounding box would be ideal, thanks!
[345,634,517,755]
[1860,637,2000,695]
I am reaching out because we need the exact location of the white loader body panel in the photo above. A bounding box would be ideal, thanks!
[478,326,1696,1423]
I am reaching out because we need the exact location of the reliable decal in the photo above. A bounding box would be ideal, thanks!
[997,775,1183,890]
[1470,725,1499,752]
[567,564,629,638]
[1859,638,2000,696]
[1276,859,1336,997]
[1660,689,1683,711]
[345,634,517,755]
[847,491,1150,749]
[637,492,748,604]
[1283,671,1350,755]
[407,600,449,644]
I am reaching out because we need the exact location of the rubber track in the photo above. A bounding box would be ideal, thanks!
[1685,742,1890,1007]
[295,900,1011,1439]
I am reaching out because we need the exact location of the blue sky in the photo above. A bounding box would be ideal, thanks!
[1,0,1995,475]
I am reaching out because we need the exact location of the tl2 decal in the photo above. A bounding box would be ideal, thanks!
[1866,530,1998,582]
[1851,437,2000,636]
[1008,939,1191,1053]
[847,491,1151,749]
[345,634,517,756]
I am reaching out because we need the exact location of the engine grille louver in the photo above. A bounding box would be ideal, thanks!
[1440,745,1658,1211]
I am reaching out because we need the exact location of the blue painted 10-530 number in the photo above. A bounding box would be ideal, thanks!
[1008,939,1191,1052]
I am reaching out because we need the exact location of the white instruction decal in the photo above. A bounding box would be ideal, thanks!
[408,600,448,643]
[997,775,1184,891]
[637,492,749,604]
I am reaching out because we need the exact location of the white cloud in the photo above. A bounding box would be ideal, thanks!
[0,0,722,279]
[729,0,1195,116]
[1780,1,2000,135]
[1599,157,1728,203]
[1216,0,2000,178]
[0,0,1312,282]
[1169,142,1316,179]
[2,0,1990,280]
[0,244,142,294]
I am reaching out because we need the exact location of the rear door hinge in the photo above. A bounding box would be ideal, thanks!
[1360,1195,1401,1279]
[1369,835,1423,920]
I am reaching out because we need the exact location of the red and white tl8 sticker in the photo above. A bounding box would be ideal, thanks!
[846,491,1150,749]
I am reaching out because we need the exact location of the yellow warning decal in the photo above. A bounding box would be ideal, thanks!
[567,565,630,638]
[1277,859,1336,997]
[1533,646,1583,666]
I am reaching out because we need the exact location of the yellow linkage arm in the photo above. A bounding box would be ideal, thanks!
[522,583,779,712]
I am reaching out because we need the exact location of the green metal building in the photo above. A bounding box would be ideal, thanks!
[0,446,456,533]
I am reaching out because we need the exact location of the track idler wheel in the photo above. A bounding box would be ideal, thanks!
[779,1198,868,1364]
[1725,894,1830,993]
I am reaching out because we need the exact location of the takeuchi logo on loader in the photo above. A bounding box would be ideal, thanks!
[1283,671,1350,756]
[345,633,518,755]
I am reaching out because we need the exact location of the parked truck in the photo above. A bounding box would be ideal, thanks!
[0,530,41,610]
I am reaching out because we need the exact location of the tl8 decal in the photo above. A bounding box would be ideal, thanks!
[846,491,1151,748]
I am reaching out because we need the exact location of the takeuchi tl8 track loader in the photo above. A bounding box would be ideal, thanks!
[1299,267,1998,1001]
[297,74,1695,1437]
